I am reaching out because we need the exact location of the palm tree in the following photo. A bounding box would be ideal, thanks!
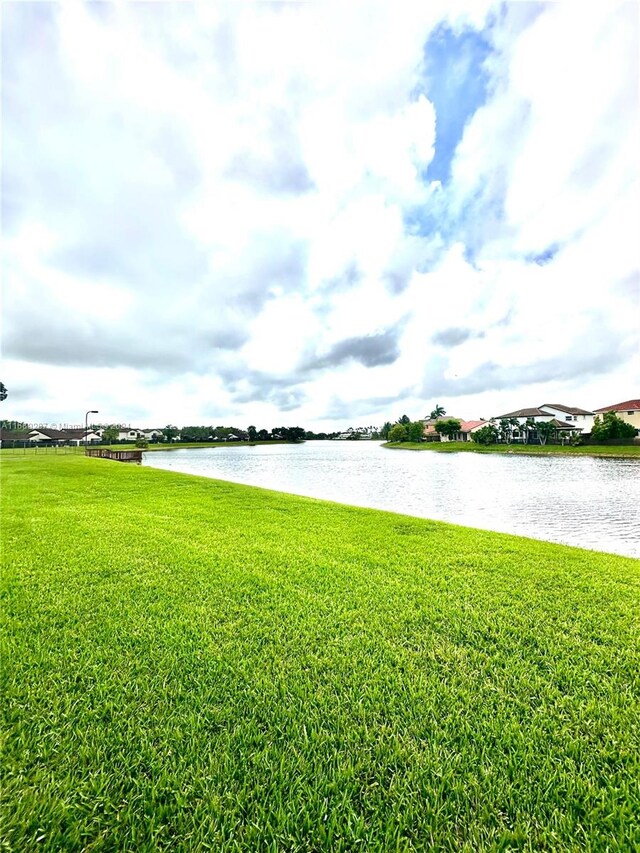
[523,417,535,445]
[537,421,555,446]
[499,419,512,444]
[429,404,446,420]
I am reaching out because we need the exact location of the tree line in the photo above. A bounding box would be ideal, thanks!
[138,425,309,444]
[380,406,462,443]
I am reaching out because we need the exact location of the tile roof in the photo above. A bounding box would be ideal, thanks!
[0,429,31,441]
[541,403,594,415]
[1,427,99,442]
[29,428,72,439]
[548,419,582,430]
[28,428,97,440]
[495,408,546,418]
[593,399,640,413]
[459,420,486,431]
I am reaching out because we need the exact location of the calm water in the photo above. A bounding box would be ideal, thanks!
[144,441,640,558]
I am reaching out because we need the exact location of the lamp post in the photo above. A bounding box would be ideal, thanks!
[85,410,98,454]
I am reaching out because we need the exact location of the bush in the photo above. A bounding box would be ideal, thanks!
[407,421,425,442]
[591,412,636,442]
[435,418,462,440]
[471,425,499,445]
[388,424,408,442]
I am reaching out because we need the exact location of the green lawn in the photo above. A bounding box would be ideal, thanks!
[385,440,640,457]
[2,454,639,851]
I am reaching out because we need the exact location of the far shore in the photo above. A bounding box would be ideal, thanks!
[129,439,305,452]
[383,440,640,458]
[0,439,303,454]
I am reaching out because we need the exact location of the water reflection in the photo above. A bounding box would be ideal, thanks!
[144,441,640,558]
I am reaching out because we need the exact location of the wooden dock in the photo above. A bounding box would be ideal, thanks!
[85,448,143,463]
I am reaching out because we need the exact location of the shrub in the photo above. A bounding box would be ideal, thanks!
[591,412,636,441]
[471,424,499,445]
[388,424,408,442]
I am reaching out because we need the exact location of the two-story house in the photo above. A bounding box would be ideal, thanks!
[593,399,640,432]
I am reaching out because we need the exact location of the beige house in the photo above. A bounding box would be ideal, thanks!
[439,420,488,442]
[421,418,487,442]
[593,399,640,431]
[421,418,441,440]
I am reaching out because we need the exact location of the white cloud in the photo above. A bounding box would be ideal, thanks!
[2,0,638,430]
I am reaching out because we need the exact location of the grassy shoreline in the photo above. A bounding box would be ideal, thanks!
[2,454,639,850]
[384,440,640,457]
[0,439,301,454]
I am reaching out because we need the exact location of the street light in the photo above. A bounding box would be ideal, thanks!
[85,410,98,454]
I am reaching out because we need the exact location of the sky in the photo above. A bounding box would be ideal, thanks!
[2,0,639,430]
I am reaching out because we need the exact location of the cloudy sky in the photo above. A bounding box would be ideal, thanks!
[2,1,639,430]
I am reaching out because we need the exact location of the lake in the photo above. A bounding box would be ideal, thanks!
[143,441,640,558]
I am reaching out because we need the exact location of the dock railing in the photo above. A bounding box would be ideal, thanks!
[85,448,143,463]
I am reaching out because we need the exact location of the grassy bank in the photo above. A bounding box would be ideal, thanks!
[0,439,298,455]
[385,440,640,457]
[2,455,639,851]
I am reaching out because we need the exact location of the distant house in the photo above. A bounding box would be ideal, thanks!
[422,416,479,442]
[26,428,101,446]
[495,404,596,434]
[110,428,166,442]
[62,428,102,446]
[539,404,595,432]
[117,428,143,442]
[0,428,32,446]
[492,408,584,442]
[494,407,552,424]
[0,427,101,446]
[26,428,67,443]
[454,420,488,442]
[593,399,640,432]
[141,429,163,441]
[421,418,441,441]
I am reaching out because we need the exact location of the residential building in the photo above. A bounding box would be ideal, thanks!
[453,420,488,442]
[62,428,102,446]
[0,427,101,446]
[494,407,552,423]
[141,429,164,441]
[116,428,143,442]
[0,428,31,446]
[421,417,480,442]
[539,404,595,432]
[593,399,640,431]
[492,408,583,442]
[421,418,441,440]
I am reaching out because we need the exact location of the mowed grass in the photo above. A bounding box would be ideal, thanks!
[385,441,640,457]
[1,455,639,851]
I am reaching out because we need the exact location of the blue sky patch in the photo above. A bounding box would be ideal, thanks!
[417,23,493,184]
[526,244,562,265]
